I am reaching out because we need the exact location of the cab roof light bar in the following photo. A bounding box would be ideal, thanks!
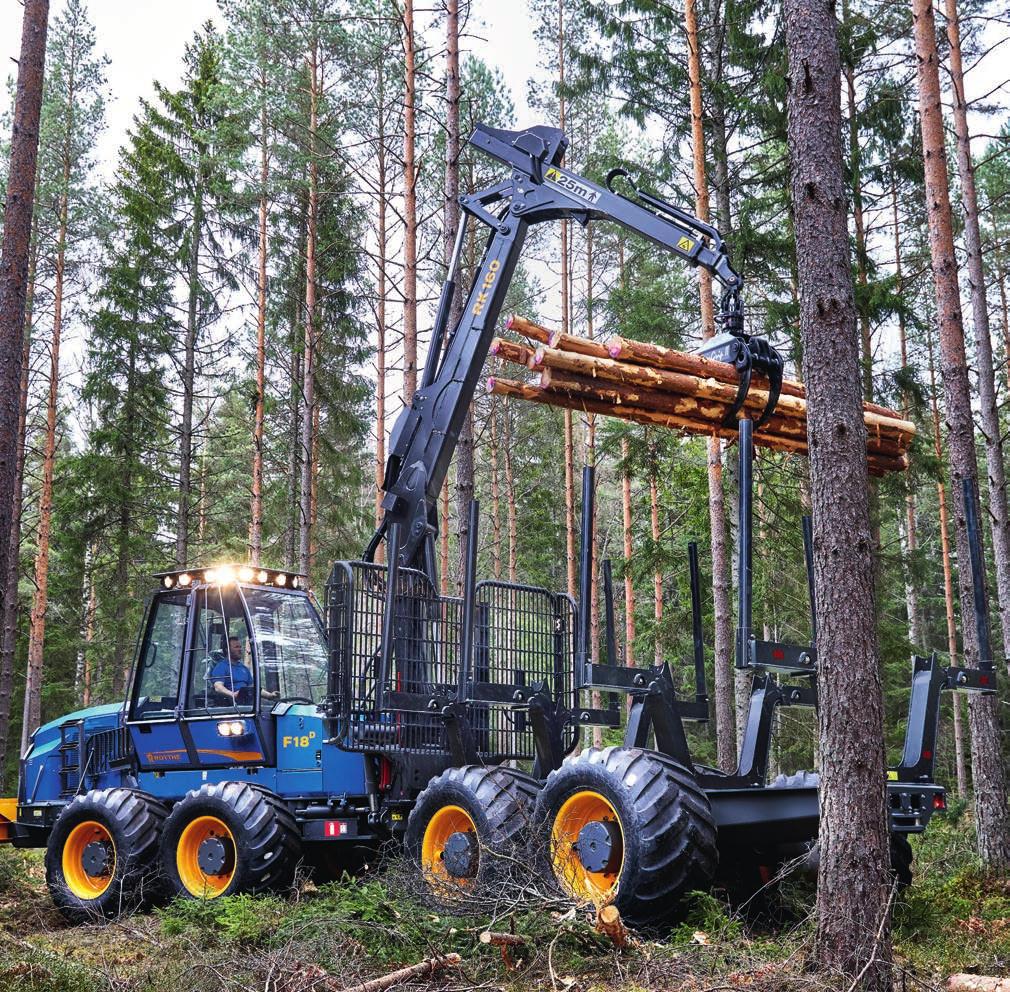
[153,565,306,591]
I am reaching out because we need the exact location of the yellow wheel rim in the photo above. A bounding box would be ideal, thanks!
[551,790,624,904]
[176,815,236,898]
[420,805,478,895]
[62,820,116,899]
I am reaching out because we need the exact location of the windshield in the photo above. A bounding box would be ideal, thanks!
[244,588,328,704]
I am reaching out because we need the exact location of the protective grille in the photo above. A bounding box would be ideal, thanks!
[325,562,576,760]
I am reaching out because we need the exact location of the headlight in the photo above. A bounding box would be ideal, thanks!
[217,720,247,737]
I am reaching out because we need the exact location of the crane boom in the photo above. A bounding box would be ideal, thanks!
[368,123,747,578]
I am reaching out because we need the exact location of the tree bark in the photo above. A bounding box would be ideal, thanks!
[0,0,49,614]
[621,439,635,666]
[23,35,78,748]
[944,0,1010,670]
[401,0,418,406]
[374,80,388,555]
[250,64,269,567]
[686,0,735,769]
[892,170,924,650]
[912,0,1010,869]
[0,220,36,789]
[928,330,969,796]
[177,179,203,567]
[299,42,319,578]
[784,2,892,986]
[489,403,502,579]
[650,458,663,667]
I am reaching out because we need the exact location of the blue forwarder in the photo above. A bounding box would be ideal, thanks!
[0,124,988,925]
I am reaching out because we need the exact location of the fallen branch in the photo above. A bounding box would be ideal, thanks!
[479,930,527,970]
[333,954,462,992]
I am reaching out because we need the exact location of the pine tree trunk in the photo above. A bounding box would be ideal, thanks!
[490,404,502,579]
[912,0,1010,869]
[374,59,388,560]
[23,74,76,749]
[177,180,203,568]
[287,321,302,571]
[559,0,576,601]
[621,439,635,666]
[503,401,518,583]
[250,69,268,567]
[0,0,48,618]
[945,0,1010,669]
[440,480,450,596]
[784,2,892,985]
[0,221,36,788]
[401,0,418,405]
[686,0,735,769]
[928,330,969,796]
[299,43,319,578]
[649,457,663,667]
[893,170,923,650]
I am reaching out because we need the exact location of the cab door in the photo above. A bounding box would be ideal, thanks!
[180,584,270,768]
[127,591,191,770]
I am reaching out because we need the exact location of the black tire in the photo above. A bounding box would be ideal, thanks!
[890,834,913,891]
[161,782,300,900]
[404,765,539,902]
[46,788,167,923]
[534,746,718,924]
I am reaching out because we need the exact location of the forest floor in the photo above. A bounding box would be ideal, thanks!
[0,810,1008,992]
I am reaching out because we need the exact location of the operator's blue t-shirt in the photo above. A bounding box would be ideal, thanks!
[210,658,253,692]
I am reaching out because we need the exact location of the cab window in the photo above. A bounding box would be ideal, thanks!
[132,592,189,718]
[187,586,255,713]
[245,589,327,704]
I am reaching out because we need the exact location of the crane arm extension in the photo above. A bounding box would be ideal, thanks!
[372,123,745,577]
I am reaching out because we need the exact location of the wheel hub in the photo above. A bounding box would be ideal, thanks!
[574,819,621,874]
[197,835,232,876]
[81,839,114,878]
[441,830,478,878]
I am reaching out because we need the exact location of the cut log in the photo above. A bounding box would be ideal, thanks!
[487,377,905,476]
[608,333,899,420]
[538,368,909,459]
[479,930,527,947]
[505,313,552,344]
[595,904,630,949]
[334,954,462,992]
[490,337,535,368]
[530,345,914,444]
[946,976,1010,992]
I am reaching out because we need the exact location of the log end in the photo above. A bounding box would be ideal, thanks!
[607,337,623,358]
[505,314,514,331]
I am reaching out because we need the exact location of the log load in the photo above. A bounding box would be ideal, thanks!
[496,315,915,474]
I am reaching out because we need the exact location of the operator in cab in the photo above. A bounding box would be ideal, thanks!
[211,636,252,704]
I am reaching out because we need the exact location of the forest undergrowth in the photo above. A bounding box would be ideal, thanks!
[0,808,1005,992]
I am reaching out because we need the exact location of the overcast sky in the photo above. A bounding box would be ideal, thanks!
[0,0,542,171]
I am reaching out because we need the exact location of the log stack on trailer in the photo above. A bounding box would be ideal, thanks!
[487,314,915,475]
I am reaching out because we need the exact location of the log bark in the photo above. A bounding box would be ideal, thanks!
[784,2,892,987]
[334,954,461,992]
[912,0,1010,869]
[529,346,913,445]
[488,378,904,475]
[0,0,49,615]
[607,333,898,419]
